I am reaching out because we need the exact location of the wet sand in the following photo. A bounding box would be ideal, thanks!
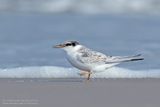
[0,78,160,107]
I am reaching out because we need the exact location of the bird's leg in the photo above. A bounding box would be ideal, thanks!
[87,72,91,80]
[79,71,92,80]
[79,71,89,77]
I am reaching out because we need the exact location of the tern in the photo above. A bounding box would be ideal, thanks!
[54,40,144,80]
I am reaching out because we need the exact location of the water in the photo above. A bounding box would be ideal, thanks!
[0,13,160,78]
[0,0,160,15]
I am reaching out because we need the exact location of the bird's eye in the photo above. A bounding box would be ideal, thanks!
[66,43,71,46]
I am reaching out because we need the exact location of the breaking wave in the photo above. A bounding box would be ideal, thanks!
[1,0,160,15]
[0,66,159,78]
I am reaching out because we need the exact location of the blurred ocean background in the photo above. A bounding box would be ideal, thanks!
[0,0,160,78]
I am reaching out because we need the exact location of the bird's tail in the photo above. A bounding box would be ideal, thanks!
[106,54,144,63]
[115,54,144,62]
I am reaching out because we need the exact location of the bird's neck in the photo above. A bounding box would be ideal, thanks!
[74,45,83,51]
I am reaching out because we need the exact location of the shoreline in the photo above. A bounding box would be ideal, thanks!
[0,78,160,107]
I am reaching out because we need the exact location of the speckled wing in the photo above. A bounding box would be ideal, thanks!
[76,47,111,65]
[76,47,143,65]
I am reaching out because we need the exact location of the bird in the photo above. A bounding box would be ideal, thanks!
[54,40,144,80]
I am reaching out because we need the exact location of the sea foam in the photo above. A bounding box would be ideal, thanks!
[0,0,160,15]
[0,66,159,78]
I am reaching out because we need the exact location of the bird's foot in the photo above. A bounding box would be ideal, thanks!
[79,71,92,81]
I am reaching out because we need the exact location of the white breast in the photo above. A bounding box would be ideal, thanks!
[66,52,90,71]
[63,45,91,71]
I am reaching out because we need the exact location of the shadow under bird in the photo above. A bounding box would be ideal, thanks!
[54,41,144,80]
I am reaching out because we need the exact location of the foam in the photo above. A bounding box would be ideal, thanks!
[0,66,159,78]
[0,0,160,15]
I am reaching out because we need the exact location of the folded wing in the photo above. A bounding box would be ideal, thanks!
[77,46,144,65]
[105,54,144,64]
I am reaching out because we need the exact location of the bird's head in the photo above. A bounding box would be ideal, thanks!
[54,40,80,51]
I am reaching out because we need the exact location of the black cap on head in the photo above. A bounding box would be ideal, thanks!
[65,41,79,47]
[54,40,79,48]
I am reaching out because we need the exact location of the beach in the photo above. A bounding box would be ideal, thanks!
[0,78,160,107]
[0,1,160,107]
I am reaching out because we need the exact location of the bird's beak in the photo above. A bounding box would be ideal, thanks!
[54,44,65,48]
